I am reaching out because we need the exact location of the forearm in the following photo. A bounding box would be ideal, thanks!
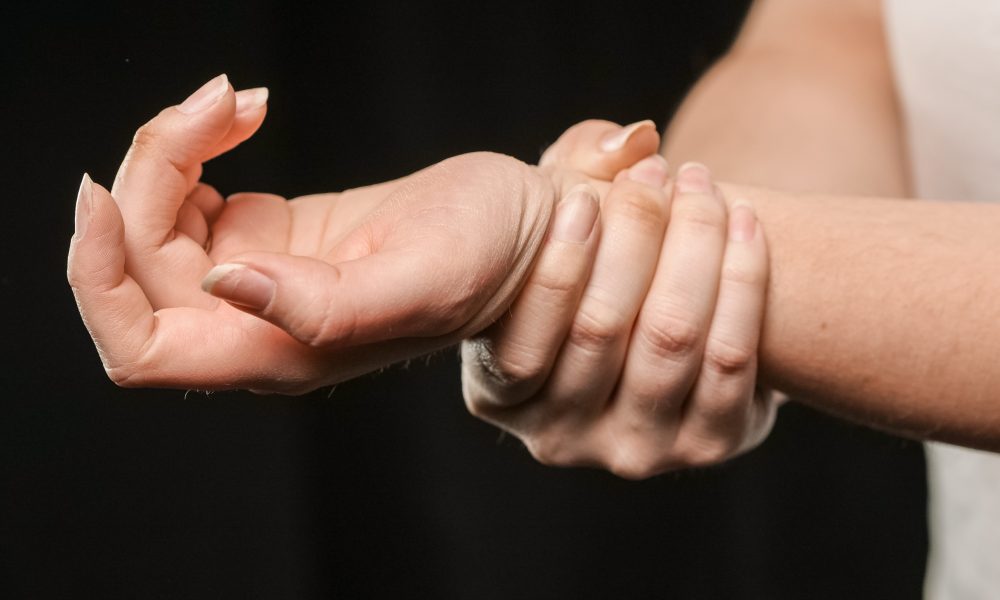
[663,0,907,196]
[721,183,1000,450]
[656,1,990,442]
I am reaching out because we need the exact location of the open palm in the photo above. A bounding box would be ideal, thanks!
[69,75,603,394]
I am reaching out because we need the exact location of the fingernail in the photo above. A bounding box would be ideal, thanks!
[201,263,275,310]
[74,173,93,240]
[178,74,229,114]
[729,200,757,242]
[676,162,712,193]
[599,119,656,153]
[626,154,669,187]
[552,185,599,243]
[235,87,269,113]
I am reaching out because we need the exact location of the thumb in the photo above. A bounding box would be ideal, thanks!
[200,250,478,348]
[539,119,660,180]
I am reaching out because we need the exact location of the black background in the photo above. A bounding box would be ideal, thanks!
[2,2,927,598]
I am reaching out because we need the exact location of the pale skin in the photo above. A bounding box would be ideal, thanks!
[68,74,764,481]
[465,0,1000,479]
[464,135,775,478]
[67,74,665,395]
[70,0,1000,479]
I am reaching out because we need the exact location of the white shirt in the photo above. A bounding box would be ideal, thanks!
[883,1,1000,597]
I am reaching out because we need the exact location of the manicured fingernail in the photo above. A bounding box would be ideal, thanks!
[235,87,269,113]
[676,162,712,193]
[201,263,275,310]
[626,154,669,187]
[729,200,757,242]
[74,173,93,240]
[599,119,656,153]
[552,185,599,243]
[178,74,229,114]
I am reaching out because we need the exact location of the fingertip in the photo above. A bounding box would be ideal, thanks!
[200,262,276,311]
[625,154,670,188]
[540,119,620,168]
[235,87,269,114]
[551,184,600,243]
[599,119,657,153]
[114,76,238,222]
[675,162,713,194]
[202,88,269,161]
[87,177,121,234]
[91,184,130,269]
[728,199,758,243]
[68,176,126,289]
[73,173,93,241]
[177,74,231,115]
[541,118,661,182]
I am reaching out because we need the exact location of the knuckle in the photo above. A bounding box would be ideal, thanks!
[606,447,663,481]
[281,272,358,348]
[600,430,671,480]
[286,306,332,347]
[671,198,727,232]
[702,338,756,377]
[101,329,158,390]
[66,263,84,289]
[530,264,580,298]
[490,349,548,389]
[296,307,351,348]
[607,186,667,229]
[96,315,160,389]
[636,309,703,361]
[463,337,548,404]
[566,302,628,354]
[720,261,767,288]
[130,122,163,156]
[526,435,575,468]
[678,437,737,468]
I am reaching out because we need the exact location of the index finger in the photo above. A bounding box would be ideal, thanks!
[111,74,238,249]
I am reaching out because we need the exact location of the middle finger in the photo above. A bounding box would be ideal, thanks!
[611,162,729,432]
[529,155,672,430]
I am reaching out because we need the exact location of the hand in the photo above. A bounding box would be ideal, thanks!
[68,76,660,394]
[462,121,777,479]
